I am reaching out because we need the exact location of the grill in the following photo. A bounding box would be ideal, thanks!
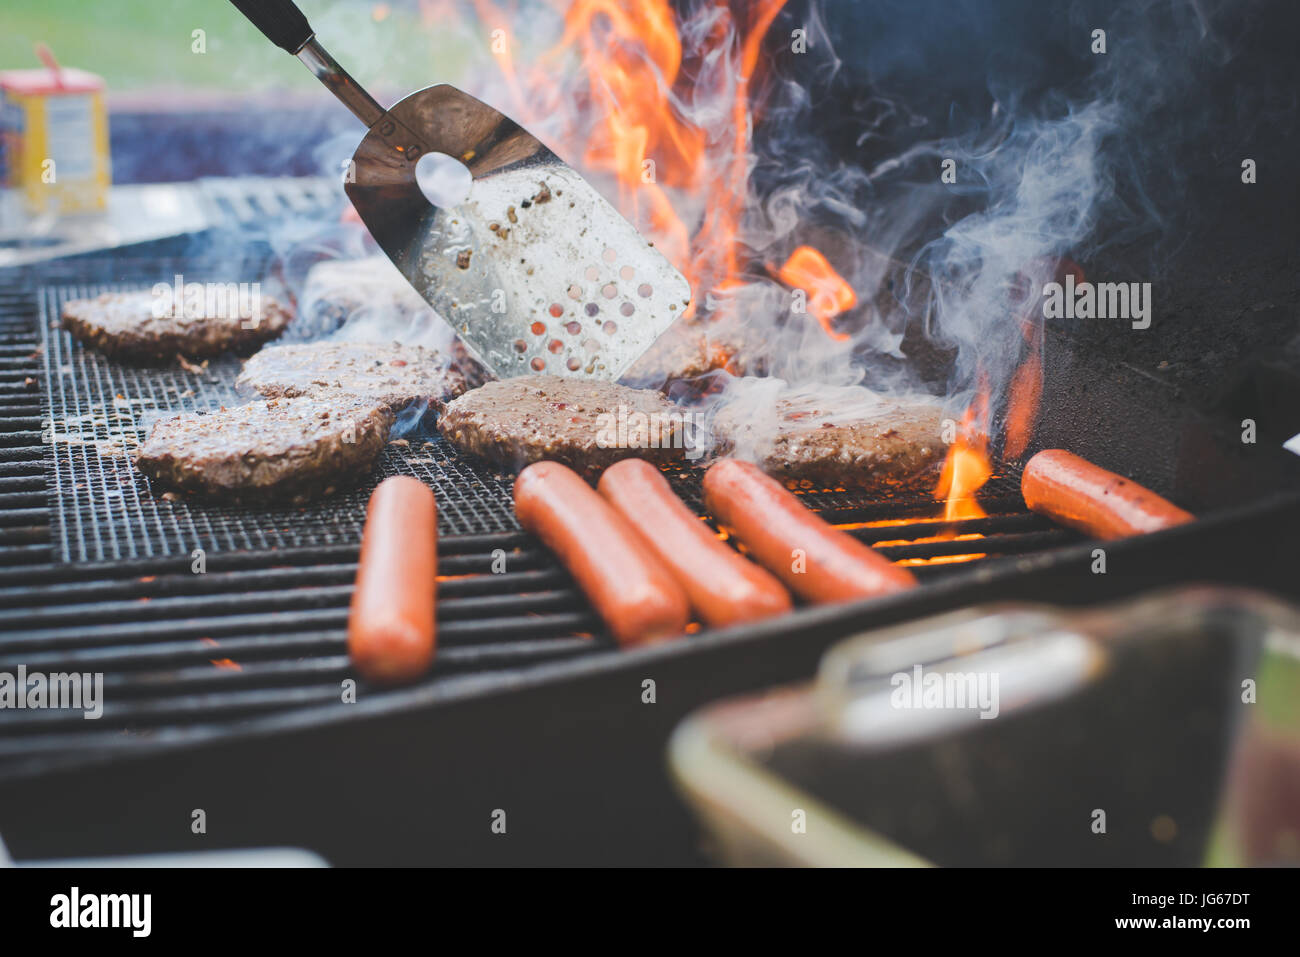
[0,255,1079,780]
[0,229,1297,865]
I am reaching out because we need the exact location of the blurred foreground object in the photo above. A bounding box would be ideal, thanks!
[0,45,110,215]
[670,587,1300,867]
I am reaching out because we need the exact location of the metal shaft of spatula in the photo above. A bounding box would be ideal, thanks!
[228,0,692,382]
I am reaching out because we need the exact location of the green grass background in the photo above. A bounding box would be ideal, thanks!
[1,0,473,94]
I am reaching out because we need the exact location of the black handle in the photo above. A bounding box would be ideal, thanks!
[229,0,315,54]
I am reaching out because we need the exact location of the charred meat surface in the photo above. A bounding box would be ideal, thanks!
[439,375,689,479]
[135,396,393,503]
[709,385,948,489]
[62,290,291,362]
[236,340,469,413]
[621,324,746,391]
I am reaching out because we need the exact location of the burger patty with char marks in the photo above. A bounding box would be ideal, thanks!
[709,389,949,489]
[135,396,393,503]
[236,340,469,413]
[62,290,292,362]
[438,375,689,479]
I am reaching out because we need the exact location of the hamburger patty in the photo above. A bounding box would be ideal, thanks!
[236,340,468,413]
[709,385,948,489]
[62,290,292,362]
[438,375,693,479]
[135,396,393,503]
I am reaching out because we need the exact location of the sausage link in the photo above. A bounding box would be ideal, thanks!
[1022,449,1194,539]
[515,461,689,646]
[598,459,792,627]
[702,458,917,603]
[348,476,438,683]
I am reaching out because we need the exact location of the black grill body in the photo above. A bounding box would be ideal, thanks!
[0,225,1297,864]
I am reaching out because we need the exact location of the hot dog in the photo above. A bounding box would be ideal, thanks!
[348,475,438,683]
[515,461,689,646]
[702,458,917,603]
[1021,448,1194,539]
[598,459,792,627]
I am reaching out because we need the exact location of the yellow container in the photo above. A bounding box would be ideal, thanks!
[0,47,110,215]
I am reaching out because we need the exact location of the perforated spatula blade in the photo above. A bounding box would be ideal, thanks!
[230,0,691,382]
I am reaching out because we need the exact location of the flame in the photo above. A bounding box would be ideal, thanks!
[934,383,992,522]
[1001,349,1041,461]
[896,553,989,567]
[870,532,986,548]
[774,246,857,341]
[477,0,789,306]
[1002,258,1080,460]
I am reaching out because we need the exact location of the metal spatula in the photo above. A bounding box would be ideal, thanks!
[230,0,691,382]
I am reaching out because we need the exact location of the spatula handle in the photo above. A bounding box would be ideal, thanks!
[229,0,385,127]
[229,0,314,53]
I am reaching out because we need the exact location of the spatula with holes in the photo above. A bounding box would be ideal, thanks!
[229,0,691,382]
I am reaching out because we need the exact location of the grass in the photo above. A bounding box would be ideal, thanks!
[1,0,473,95]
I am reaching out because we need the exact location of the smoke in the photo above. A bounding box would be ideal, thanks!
[692,0,1281,434]
[248,0,1286,456]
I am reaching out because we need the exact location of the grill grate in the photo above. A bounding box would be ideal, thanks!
[0,262,1082,777]
[40,283,521,562]
[0,531,608,763]
[38,281,1028,563]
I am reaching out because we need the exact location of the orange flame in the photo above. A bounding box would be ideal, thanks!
[1001,349,1041,461]
[477,0,788,306]
[1002,258,1082,460]
[935,383,992,522]
[774,245,857,341]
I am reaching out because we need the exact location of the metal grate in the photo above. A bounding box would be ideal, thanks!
[0,262,1085,778]
[40,283,520,563]
[0,508,1075,772]
[38,280,1028,563]
[0,531,609,766]
[0,279,49,569]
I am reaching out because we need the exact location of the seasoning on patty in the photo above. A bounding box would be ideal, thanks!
[709,382,949,489]
[135,396,393,503]
[438,375,694,479]
[236,340,468,413]
[62,289,292,362]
